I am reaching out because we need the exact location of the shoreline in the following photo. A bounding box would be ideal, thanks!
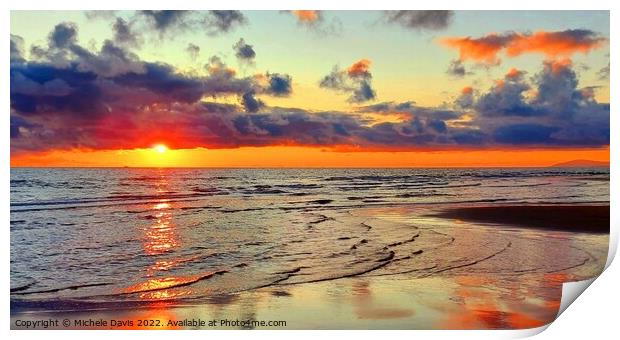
[10,203,610,329]
[430,204,609,233]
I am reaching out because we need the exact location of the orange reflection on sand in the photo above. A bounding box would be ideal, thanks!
[114,308,182,330]
[351,280,415,320]
[440,275,557,329]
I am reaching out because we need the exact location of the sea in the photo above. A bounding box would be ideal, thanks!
[10,168,610,312]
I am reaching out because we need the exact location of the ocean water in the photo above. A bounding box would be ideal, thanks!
[10,168,609,312]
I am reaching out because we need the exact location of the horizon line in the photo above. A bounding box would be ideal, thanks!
[9,165,611,170]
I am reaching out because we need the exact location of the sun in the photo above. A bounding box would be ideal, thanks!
[154,144,168,153]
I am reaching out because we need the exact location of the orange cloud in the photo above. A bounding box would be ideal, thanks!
[461,86,474,95]
[506,31,605,58]
[441,29,605,64]
[548,58,573,74]
[505,67,524,79]
[347,59,372,78]
[441,33,509,64]
[291,10,320,23]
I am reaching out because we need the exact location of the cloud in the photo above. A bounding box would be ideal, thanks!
[49,22,78,49]
[233,38,256,64]
[112,17,142,48]
[10,22,292,123]
[10,115,36,139]
[10,34,25,64]
[357,101,463,122]
[598,62,610,80]
[206,10,247,35]
[10,23,609,153]
[505,30,606,58]
[290,10,321,24]
[474,68,535,117]
[455,86,474,109]
[129,10,247,39]
[282,10,342,35]
[493,124,559,144]
[84,11,118,20]
[241,91,264,113]
[320,59,377,103]
[441,29,606,65]
[384,10,454,31]
[137,10,190,35]
[265,73,292,96]
[446,59,470,78]
[468,60,609,146]
[358,101,414,113]
[186,43,200,61]
[347,59,372,78]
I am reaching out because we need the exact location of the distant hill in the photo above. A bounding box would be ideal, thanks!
[550,159,610,168]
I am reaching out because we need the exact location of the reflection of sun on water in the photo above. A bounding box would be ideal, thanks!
[144,200,179,256]
[154,202,170,210]
[134,177,198,304]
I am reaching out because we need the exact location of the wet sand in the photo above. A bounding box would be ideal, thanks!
[10,204,609,330]
[431,205,609,233]
[10,272,568,330]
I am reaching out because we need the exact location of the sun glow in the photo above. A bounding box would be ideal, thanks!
[154,144,168,153]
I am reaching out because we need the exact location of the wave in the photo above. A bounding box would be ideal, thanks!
[120,270,228,295]
[12,282,113,295]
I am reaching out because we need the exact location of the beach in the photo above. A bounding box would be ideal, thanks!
[10,168,610,329]
[432,205,609,233]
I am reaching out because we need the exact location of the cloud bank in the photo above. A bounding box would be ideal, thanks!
[10,20,609,154]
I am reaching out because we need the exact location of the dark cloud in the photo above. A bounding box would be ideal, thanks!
[10,115,35,139]
[127,10,247,39]
[428,119,448,133]
[351,81,376,103]
[320,60,376,103]
[358,101,416,113]
[113,62,207,103]
[531,60,585,116]
[241,91,264,113]
[112,17,142,48]
[68,40,146,77]
[10,62,104,116]
[186,43,200,61]
[475,68,535,117]
[11,34,25,64]
[455,87,474,109]
[10,22,298,151]
[468,60,609,146]
[10,23,609,153]
[384,11,454,31]
[49,22,78,49]
[233,38,256,63]
[357,101,463,122]
[265,73,292,96]
[206,11,247,35]
[446,59,470,78]
[138,10,190,35]
[597,62,610,80]
[200,101,238,114]
[493,124,559,144]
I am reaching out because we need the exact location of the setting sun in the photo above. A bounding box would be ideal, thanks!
[154,144,168,153]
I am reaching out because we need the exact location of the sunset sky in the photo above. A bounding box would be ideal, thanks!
[10,10,610,167]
